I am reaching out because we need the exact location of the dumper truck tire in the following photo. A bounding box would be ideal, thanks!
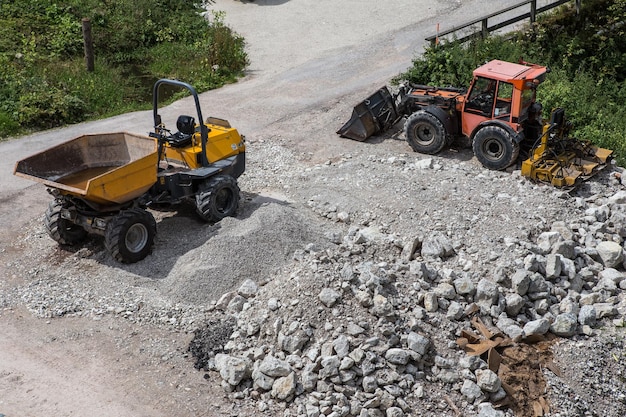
[44,199,88,246]
[472,125,519,170]
[195,175,240,223]
[404,110,449,155]
[105,208,156,263]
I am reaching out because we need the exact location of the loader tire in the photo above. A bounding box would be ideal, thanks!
[404,110,449,155]
[105,208,156,263]
[195,175,240,223]
[472,125,519,170]
[44,199,87,245]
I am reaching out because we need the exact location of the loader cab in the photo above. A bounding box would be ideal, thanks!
[461,60,547,138]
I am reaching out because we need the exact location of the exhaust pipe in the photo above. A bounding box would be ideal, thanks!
[337,87,400,141]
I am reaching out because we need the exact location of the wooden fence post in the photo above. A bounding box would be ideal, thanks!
[82,18,94,72]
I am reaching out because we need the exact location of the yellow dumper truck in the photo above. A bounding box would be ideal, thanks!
[14,79,246,263]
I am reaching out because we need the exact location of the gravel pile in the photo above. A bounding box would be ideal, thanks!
[187,160,626,417]
[4,135,626,416]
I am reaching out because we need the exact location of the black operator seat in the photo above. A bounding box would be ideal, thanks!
[169,115,195,148]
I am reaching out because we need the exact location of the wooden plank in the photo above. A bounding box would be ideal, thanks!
[488,347,502,373]
[471,316,494,339]
[464,339,501,356]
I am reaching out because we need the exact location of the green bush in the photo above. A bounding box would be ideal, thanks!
[394,37,529,87]
[0,112,19,137]
[0,0,248,138]
[17,80,87,129]
[518,0,626,83]
[147,11,248,90]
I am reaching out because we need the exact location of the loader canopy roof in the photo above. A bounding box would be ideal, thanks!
[473,60,547,90]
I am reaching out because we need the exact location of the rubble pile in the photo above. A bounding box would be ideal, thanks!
[189,189,626,417]
[7,144,626,416]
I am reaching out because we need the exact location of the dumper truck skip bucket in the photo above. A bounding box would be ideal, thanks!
[337,87,400,141]
[14,132,158,207]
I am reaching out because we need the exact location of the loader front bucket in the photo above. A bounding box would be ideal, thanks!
[337,87,400,141]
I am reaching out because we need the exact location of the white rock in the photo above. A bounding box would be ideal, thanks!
[386,407,404,417]
[215,353,250,386]
[371,294,394,317]
[421,233,454,259]
[475,369,501,393]
[578,305,597,326]
[319,288,341,307]
[385,348,411,365]
[550,313,578,337]
[545,254,562,280]
[271,372,296,401]
[423,292,438,312]
[259,356,292,377]
[511,269,531,296]
[505,293,525,316]
[596,241,624,268]
[237,278,259,298]
[434,282,457,299]
[414,158,433,170]
[523,318,550,336]
[454,275,476,295]
[608,190,626,204]
[497,315,524,340]
[461,379,484,402]
[537,231,563,254]
[446,301,464,320]
[333,335,351,358]
[594,302,618,319]
[407,332,430,356]
[478,402,505,417]
[476,279,499,311]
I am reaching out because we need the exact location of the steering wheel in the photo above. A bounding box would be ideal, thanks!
[473,93,493,113]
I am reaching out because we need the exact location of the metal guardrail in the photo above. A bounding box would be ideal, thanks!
[426,0,582,45]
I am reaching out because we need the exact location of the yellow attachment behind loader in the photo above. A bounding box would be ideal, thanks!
[521,109,613,188]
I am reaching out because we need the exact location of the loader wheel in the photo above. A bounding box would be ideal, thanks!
[472,125,520,170]
[105,208,156,263]
[195,175,240,223]
[404,111,449,155]
[44,199,87,245]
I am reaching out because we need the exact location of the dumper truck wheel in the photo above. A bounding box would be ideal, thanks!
[472,125,520,170]
[195,175,240,223]
[105,208,156,263]
[404,111,449,155]
[44,199,88,245]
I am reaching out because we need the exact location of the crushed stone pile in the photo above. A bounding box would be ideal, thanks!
[5,143,626,417]
[187,183,626,417]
